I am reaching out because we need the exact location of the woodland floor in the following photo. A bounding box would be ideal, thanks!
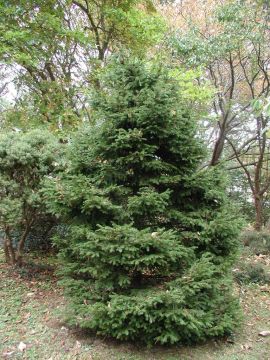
[0,249,270,360]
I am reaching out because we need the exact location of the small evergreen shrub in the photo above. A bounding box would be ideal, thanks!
[0,129,61,265]
[44,58,243,345]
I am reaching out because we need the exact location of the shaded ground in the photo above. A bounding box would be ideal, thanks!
[0,250,269,360]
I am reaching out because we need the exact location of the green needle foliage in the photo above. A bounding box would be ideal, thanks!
[44,58,243,345]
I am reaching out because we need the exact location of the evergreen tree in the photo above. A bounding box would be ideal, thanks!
[44,58,242,345]
[0,129,61,265]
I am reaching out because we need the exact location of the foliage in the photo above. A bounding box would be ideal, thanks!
[228,169,255,223]
[43,58,243,345]
[170,1,265,68]
[168,67,213,104]
[0,0,78,129]
[0,0,165,131]
[0,129,62,265]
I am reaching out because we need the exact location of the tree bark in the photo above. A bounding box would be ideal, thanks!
[3,220,34,266]
[4,228,16,265]
[254,193,263,231]
[15,220,34,266]
[210,131,226,166]
[4,241,10,264]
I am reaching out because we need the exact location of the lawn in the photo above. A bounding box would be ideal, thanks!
[0,249,269,360]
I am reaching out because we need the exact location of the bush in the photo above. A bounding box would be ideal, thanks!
[241,230,270,255]
[234,261,270,285]
[44,58,243,345]
[0,129,62,265]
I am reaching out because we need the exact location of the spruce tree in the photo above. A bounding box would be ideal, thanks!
[44,58,242,345]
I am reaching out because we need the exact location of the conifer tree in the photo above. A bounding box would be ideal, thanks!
[0,129,61,265]
[44,58,242,345]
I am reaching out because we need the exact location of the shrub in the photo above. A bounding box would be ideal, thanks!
[0,129,62,265]
[241,230,270,255]
[44,58,243,345]
[234,261,270,285]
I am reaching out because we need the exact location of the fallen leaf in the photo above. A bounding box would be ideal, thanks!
[23,312,31,319]
[241,343,252,350]
[259,330,270,337]
[2,351,15,357]
[260,286,270,292]
[18,342,26,352]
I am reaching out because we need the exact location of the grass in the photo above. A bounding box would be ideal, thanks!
[0,249,270,360]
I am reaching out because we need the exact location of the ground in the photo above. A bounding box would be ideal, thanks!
[0,249,269,360]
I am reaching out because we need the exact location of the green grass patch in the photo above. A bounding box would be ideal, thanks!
[0,250,269,359]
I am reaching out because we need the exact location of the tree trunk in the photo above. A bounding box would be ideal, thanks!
[4,241,11,264]
[210,132,225,166]
[4,228,16,265]
[254,193,263,231]
[3,222,33,266]
[14,222,33,267]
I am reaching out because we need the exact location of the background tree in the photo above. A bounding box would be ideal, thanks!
[43,58,242,345]
[163,0,270,229]
[0,0,165,131]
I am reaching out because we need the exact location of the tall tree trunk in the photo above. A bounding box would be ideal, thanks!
[210,131,226,166]
[254,193,263,231]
